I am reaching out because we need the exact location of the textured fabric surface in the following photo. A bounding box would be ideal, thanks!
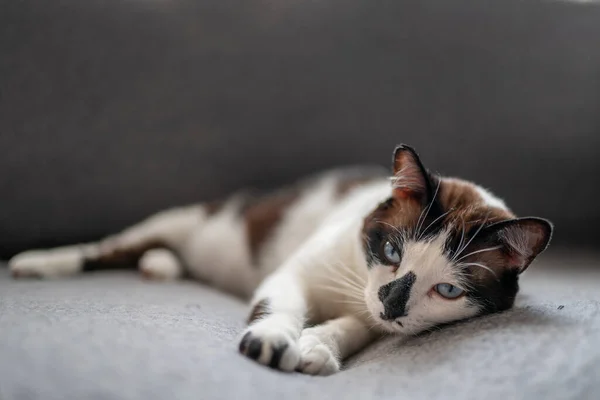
[2,0,600,258]
[1,252,599,400]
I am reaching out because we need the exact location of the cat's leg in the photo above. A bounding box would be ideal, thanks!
[238,271,307,372]
[138,248,183,280]
[296,316,375,376]
[9,205,203,279]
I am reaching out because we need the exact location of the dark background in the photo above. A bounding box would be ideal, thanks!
[1,0,599,259]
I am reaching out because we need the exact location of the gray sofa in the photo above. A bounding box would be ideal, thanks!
[1,1,599,399]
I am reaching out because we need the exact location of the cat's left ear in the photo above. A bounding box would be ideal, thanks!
[478,217,553,273]
[391,144,437,205]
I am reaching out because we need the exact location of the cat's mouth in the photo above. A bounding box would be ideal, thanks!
[379,311,403,327]
[377,316,407,333]
[365,292,406,333]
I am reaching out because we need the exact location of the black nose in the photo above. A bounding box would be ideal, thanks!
[379,311,407,321]
[378,271,416,320]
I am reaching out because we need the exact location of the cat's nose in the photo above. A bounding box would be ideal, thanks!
[379,310,408,321]
[378,271,416,320]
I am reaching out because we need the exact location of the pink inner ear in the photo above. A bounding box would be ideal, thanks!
[393,188,411,199]
[507,252,527,269]
[500,221,549,272]
[392,159,427,197]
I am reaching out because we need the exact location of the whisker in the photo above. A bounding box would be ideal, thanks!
[453,217,466,261]
[313,273,364,291]
[458,262,498,279]
[317,261,367,289]
[414,205,428,241]
[320,258,367,284]
[316,285,364,296]
[317,277,364,293]
[321,274,365,294]
[313,288,362,298]
[334,299,368,306]
[418,207,453,241]
[415,180,441,239]
[376,220,404,237]
[453,212,491,261]
[455,245,502,263]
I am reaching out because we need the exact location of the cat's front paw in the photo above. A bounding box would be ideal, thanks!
[238,324,300,372]
[297,335,340,376]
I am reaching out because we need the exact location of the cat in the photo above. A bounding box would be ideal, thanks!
[8,144,553,376]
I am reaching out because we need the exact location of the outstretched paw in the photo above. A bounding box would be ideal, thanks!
[9,248,83,279]
[297,335,340,376]
[238,324,300,372]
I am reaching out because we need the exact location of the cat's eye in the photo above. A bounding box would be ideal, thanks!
[382,241,401,264]
[434,283,465,299]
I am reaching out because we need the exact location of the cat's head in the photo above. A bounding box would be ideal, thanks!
[362,145,553,334]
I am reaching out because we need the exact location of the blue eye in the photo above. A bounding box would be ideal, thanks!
[434,283,465,299]
[382,241,401,264]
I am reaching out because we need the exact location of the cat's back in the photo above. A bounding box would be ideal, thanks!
[246,166,389,273]
[181,166,389,296]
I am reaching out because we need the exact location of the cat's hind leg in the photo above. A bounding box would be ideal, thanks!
[138,248,183,280]
[9,205,203,279]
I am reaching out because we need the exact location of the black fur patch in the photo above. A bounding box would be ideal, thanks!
[247,299,271,325]
[466,269,520,314]
[378,271,417,320]
[269,343,288,368]
[239,332,252,353]
[363,226,386,268]
[247,338,263,360]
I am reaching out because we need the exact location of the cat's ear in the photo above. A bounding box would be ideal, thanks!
[391,144,435,204]
[477,217,553,273]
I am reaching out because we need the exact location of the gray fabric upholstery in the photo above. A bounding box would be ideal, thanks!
[1,252,599,400]
[1,0,600,259]
[2,2,600,399]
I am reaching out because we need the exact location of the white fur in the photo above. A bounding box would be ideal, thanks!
[139,249,182,280]
[240,180,391,373]
[298,316,372,375]
[365,232,480,335]
[180,199,258,298]
[9,174,507,375]
[475,186,508,210]
[106,205,205,251]
[258,176,340,276]
[9,245,96,278]
[9,205,203,278]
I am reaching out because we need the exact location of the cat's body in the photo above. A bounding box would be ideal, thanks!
[9,145,553,375]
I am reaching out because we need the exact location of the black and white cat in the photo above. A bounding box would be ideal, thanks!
[9,145,553,375]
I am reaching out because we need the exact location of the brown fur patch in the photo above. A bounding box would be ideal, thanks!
[363,196,423,238]
[439,179,515,247]
[204,199,225,216]
[83,239,166,271]
[362,177,516,267]
[247,299,271,324]
[243,189,300,264]
[439,179,513,221]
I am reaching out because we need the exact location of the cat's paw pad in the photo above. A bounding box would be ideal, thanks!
[9,249,82,279]
[238,326,300,372]
[297,335,340,376]
[139,249,182,280]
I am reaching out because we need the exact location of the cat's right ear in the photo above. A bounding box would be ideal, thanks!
[391,145,434,204]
